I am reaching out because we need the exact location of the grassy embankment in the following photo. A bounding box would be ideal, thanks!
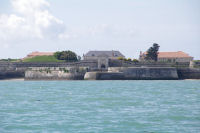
[0,59,20,62]
[23,56,65,62]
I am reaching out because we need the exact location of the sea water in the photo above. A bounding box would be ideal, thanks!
[0,80,200,133]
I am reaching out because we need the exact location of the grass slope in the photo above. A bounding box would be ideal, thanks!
[23,56,64,62]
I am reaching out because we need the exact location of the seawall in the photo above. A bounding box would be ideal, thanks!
[109,59,190,68]
[0,61,97,79]
[1,61,200,80]
[84,72,124,80]
[85,67,178,80]
[25,67,88,80]
[177,68,200,79]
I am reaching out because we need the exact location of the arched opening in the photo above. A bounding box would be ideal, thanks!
[101,64,106,69]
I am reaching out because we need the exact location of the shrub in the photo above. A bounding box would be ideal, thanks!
[117,57,124,60]
[127,58,132,61]
[123,58,128,61]
[132,59,139,63]
[54,50,78,62]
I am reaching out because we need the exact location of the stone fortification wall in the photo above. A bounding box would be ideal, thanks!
[192,61,200,68]
[0,62,25,79]
[0,61,97,68]
[109,59,190,68]
[0,61,97,79]
[177,68,200,79]
[25,67,88,80]
[85,67,178,80]
[84,72,124,80]
[1,61,200,80]
[0,70,25,79]
[108,67,178,80]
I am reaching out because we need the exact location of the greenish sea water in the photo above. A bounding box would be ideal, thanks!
[0,80,200,133]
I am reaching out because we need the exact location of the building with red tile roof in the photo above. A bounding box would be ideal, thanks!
[139,51,193,62]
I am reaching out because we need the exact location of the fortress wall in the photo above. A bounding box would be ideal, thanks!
[1,61,200,80]
[110,67,178,80]
[109,67,178,80]
[177,68,200,79]
[109,59,190,68]
[0,70,25,79]
[193,61,200,68]
[25,67,88,80]
[84,72,124,80]
[0,61,97,79]
[85,67,178,80]
[0,61,97,68]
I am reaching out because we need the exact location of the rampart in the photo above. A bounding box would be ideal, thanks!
[0,61,97,79]
[177,68,200,79]
[1,60,200,80]
[84,67,178,80]
[25,67,88,80]
[109,59,190,68]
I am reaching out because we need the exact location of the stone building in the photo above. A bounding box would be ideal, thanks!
[139,51,193,62]
[83,51,125,69]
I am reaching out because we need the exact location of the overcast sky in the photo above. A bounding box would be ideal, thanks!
[0,0,200,59]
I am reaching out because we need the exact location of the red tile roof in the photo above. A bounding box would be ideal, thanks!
[27,51,54,57]
[158,51,192,58]
[142,51,192,58]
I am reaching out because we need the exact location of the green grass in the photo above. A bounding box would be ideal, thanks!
[0,59,20,62]
[23,56,65,62]
[194,60,200,63]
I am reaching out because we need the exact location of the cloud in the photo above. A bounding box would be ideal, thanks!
[0,0,64,43]
[12,0,50,15]
[59,24,137,40]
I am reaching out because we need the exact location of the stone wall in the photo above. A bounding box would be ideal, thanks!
[109,67,178,80]
[1,60,200,80]
[0,61,97,79]
[84,72,124,80]
[177,68,200,79]
[0,70,25,79]
[0,61,97,68]
[191,61,200,68]
[25,67,88,80]
[109,59,190,68]
[85,67,178,80]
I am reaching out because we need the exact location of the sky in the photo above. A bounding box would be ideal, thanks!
[0,0,200,59]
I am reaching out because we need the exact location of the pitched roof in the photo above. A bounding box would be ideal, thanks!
[27,51,54,56]
[142,51,193,58]
[84,51,125,57]
[158,51,193,58]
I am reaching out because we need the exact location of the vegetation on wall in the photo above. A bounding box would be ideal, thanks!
[117,57,139,63]
[145,43,160,62]
[117,57,125,60]
[54,50,78,62]
[0,59,20,62]
[132,59,139,63]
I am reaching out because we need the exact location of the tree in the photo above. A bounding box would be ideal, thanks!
[132,59,139,63]
[117,57,124,60]
[127,58,132,61]
[145,43,160,61]
[54,50,78,62]
[77,56,81,61]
